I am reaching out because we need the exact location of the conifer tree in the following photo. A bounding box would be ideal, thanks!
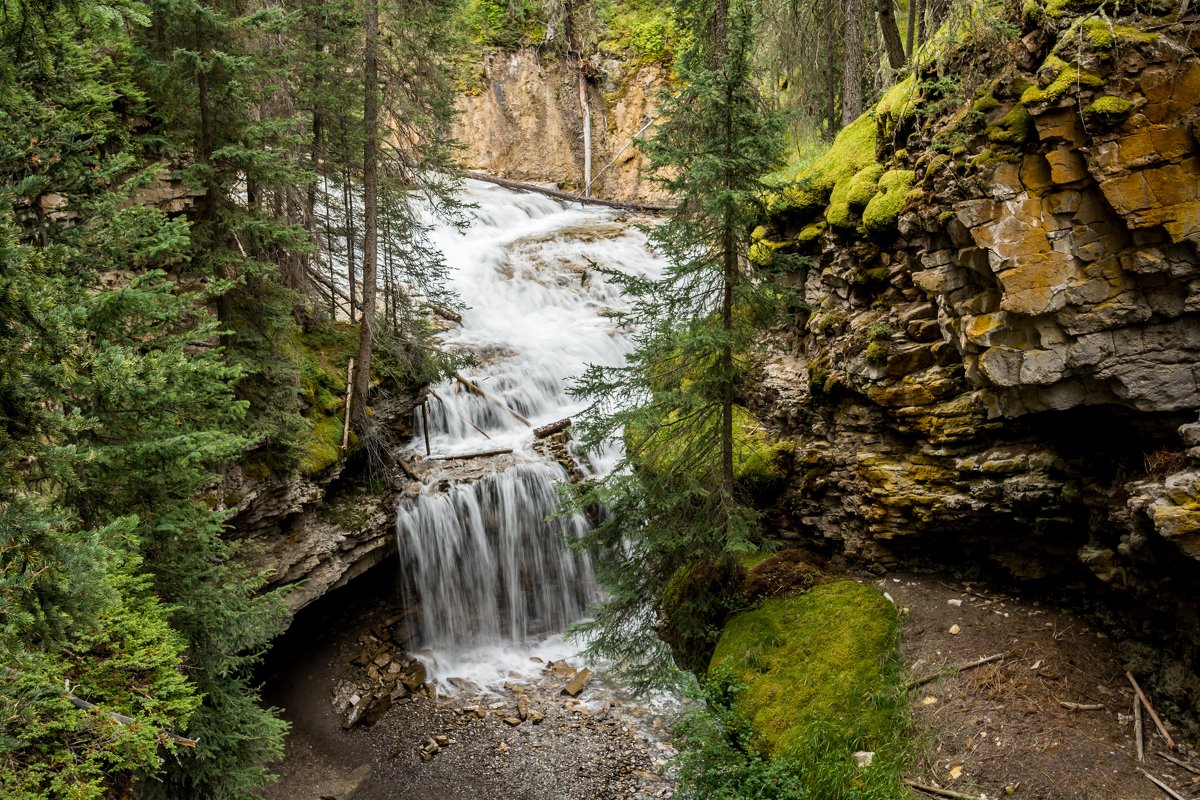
[570,0,786,685]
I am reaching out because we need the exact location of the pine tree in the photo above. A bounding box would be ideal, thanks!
[569,0,787,686]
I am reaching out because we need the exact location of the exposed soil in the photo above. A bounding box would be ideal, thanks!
[261,573,676,800]
[886,570,1199,800]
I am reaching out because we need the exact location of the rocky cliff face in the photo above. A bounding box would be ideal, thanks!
[754,11,1200,716]
[224,387,420,617]
[452,50,669,205]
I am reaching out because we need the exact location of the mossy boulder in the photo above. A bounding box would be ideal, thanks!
[825,163,885,229]
[709,580,906,773]
[768,112,878,219]
[749,225,790,266]
[862,169,915,236]
[876,75,918,144]
[1021,55,1105,106]
[1083,94,1134,123]
[986,104,1036,144]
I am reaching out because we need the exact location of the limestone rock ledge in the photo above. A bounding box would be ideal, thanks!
[755,12,1200,717]
[222,388,419,618]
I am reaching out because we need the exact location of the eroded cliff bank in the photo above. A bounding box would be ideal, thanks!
[452,50,669,205]
[751,8,1200,721]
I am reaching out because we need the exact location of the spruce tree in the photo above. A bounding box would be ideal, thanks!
[570,0,786,685]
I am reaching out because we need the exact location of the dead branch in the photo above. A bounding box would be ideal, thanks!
[455,373,531,427]
[904,780,986,800]
[1136,695,1145,763]
[420,402,431,456]
[1157,751,1200,776]
[342,358,355,450]
[534,418,572,439]
[1127,671,1176,751]
[69,695,197,748]
[396,458,419,482]
[425,303,462,324]
[907,653,1007,690]
[1058,701,1105,711]
[1140,769,1186,800]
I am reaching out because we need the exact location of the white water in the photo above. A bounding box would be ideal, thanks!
[395,179,664,690]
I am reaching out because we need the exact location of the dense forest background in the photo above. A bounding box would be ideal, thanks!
[1,0,985,795]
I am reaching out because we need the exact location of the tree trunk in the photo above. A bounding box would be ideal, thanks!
[824,0,837,138]
[343,172,356,318]
[842,0,864,126]
[354,0,379,428]
[906,0,920,58]
[878,0,906,68]
[717,0,734,503]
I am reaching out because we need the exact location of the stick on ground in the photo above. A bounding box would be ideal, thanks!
[1135,695,1145,763]
[907,653,1007,690]
[1157,751,1200,776]
[903,779,986,800]
[1127,671,1175,751]
[1059,701,1105,711]
[1140,769,1186,800]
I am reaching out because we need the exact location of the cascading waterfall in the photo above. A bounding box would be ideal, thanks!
[394,179,663,686]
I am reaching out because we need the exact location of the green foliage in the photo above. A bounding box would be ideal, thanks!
[706,581,909,798]
[598,0,677,62]
[567,0,788,689]
[460,0,545,48]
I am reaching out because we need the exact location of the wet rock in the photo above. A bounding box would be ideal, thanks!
[562,668,593,697]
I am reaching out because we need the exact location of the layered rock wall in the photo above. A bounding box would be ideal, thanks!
[755,11,1200,716]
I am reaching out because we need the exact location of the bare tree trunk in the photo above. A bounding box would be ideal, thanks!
[824,0,837,138]
[354,0,379,427]
[906,0,919,57]
[878,0,906,68]
[343,170,356,318]
[842,0,864,126]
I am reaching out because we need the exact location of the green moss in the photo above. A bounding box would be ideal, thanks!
[1083,94,1134,121]
[1021,55,1106,105]
[709,581,906,774]
[876,75,918,143]
[825,163,884,229]
[300,415,347,475]
[1082,18,1157,48]
[861,169,915,236]
[749,225,789,266]
[971,93,1001,114]
[598,0,677,63]
[1022,0,1044,24]
[865,340,890,365]
[768,112,878,218]
[985,104,1035,144]
[796,221,826,245]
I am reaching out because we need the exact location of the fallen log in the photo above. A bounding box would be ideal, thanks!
[904,780,985,800]
[425,302,462,324]
[464,171,672,213]
[455,373,531,427]
[1127,671,1176,751]
[534,418,572,439]
[907,653,1007,690]
[342,358,355,450]
[432,448,513,461]
[69,695,198,748]
[396,458,419,482]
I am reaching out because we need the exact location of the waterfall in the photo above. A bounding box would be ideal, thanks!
[394,179,663,687]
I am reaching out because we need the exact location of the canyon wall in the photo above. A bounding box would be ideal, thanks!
[753,13,1200,717]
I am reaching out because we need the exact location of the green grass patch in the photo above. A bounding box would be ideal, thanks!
[707,580,909,798]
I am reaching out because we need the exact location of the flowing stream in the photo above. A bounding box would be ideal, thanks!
[395,179,663,689]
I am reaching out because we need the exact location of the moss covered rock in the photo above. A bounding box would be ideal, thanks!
[1021,55,1105,106]
[826,163,885,229]
[862,169,916,236]
[768,113,878,218]
[986,104,1036,144]
[709,580,906,769]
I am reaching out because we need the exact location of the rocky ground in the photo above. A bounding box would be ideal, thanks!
[889,571,1199,800]
[261,580,676,800]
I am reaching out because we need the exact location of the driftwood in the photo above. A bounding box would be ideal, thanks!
[1059,701,1105,711]
[455,373,531,427]
[907,653,1007,690]
[428,387,492,440]
[1135,694,1145,762]
[1140,769,1187,800]
[534,418,572,439]
[1127,671,1176,750]
[464,171,671,213]
[420,402,431,456]
[1157,751,1200,775]
[903,780,985,800]
[433,448,513,461]
[69,694,198,748]
[396,458,419,482]
[426,303,462,324]
[342,358,355,450]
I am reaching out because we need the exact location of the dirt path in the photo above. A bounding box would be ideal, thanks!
[885,571,1197,800]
